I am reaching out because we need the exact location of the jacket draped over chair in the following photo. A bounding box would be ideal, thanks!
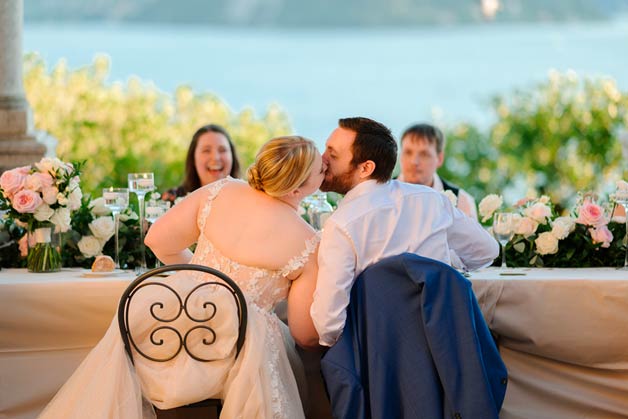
[321,253,507,419]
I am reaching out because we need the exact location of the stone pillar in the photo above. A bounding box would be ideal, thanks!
[0,0,53,173]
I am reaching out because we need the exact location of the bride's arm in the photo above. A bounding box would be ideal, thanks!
[288,246,322,350]
[145,189,203,264]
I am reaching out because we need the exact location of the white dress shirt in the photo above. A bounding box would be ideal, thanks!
[432,173,478,220]
[310,179,498,346]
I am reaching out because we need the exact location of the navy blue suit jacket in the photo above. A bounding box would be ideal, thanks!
[321,253,507,419]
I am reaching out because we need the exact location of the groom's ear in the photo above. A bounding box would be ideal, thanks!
[358,160,376,179]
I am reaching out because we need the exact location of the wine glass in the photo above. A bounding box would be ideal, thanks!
[128,173,155,273]
[145,199,170,267]
[493,212,515,270]
[102,187,129,269]
[615,191,628,270]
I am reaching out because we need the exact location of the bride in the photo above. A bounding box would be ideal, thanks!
[39,136,324,419]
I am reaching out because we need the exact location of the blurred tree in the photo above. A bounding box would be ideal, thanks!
[23,53,292,195]
[488,71,628,205]
[440,71,628,208]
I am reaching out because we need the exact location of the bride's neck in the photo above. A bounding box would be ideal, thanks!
[275,197,299,211]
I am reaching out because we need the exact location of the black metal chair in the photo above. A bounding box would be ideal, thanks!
[117,264,248,419]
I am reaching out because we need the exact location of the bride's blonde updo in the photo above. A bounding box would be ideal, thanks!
[247,136,318,197]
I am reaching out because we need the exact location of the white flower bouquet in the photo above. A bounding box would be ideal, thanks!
[0,158,83,272]
[478,188,626,267]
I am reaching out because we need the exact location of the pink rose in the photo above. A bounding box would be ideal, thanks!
[524,202,552,224]
[514,216,539,237]
[42,186,59,205]
[18,235,29,257]
[576,202,607,227]
[0,167,28,197]
[24,172,54,192]
[12,189,43,213]
[589,225,613,248]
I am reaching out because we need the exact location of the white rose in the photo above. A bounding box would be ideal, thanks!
[539,195,551,204]
[42,186,59,205]
[89,197,112,216]
[77,235,104,258]
[535,232,559,255]
[50,207,71,232]
[34,204,55,222]
[69,176,80,190]
[524,202,552,224]
[551,216,576,240]
[56,192,69,206]
[514,216,539,237]
[34,157,55,174]
[67,187,83,210]
[442,190,458,207]
[478,194,503,222]
[119,211,138,222]
[35,157,63,174]
[89,216,115,241]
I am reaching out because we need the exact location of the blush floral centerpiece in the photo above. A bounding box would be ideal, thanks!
[0,158,83,272]
[478,187,626,268]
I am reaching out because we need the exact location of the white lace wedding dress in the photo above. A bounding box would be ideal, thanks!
[39,178,318,419]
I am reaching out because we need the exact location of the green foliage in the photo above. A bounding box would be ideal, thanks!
[61,195,156,269]
[489,71,628,203]
[441,71,628,208]
[23,53,292,196]
[500,222,626,268]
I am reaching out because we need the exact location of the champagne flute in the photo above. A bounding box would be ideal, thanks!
[615,191,628,270]
[145,199,170,267]
[128,173,155,273]
[493,212,514,270]
[102,187,129,269]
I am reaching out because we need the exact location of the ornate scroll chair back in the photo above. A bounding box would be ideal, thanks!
[117,264,248,418]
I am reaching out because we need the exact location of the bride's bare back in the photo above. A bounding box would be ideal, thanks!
[146,177,320,347]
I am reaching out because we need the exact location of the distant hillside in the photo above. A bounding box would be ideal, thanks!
[25,0,628,27]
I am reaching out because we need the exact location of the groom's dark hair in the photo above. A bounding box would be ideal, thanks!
[339,117,397,183]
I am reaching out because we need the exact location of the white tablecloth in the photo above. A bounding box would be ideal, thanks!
[0,268,134,419]
[471,267,628,419]
[2,267,628,419]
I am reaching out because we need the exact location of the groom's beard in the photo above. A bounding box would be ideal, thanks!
[320,168,356,195]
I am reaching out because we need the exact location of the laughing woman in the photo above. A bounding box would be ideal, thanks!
[162,124,242,203]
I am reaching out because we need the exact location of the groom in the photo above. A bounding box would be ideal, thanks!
[310,117,498,346]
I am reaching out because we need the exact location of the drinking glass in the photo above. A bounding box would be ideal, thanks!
[102,187,129,269]
[128,173,155,273]
[493,212,515,270]
[145,199,170,267]
[615,193,628,270]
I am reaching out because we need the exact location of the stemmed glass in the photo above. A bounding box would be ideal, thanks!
[493,212,515,270]
[128,173,155,273]
[615,191,628,270]
[102,187,129,269]
[145,199,170,267]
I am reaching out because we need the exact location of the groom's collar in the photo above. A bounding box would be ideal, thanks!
[340,179,387,207]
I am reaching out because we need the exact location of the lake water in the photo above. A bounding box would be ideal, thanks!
[24,18,628,147]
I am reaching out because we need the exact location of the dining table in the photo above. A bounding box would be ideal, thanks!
[470,267,628,419]
[1,266,628,419]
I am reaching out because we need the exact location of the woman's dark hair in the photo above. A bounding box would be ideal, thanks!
[181,124,241,194]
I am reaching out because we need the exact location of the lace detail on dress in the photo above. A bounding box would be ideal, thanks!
[279,233,321,278]
[251,306,290,418]
[197,177,232,231]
